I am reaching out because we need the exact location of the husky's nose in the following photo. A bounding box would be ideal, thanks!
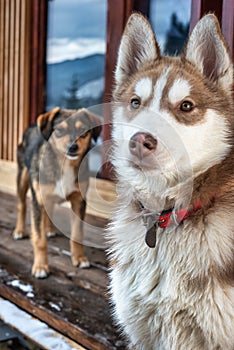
[129,132,157,159]
[67,143,79,154]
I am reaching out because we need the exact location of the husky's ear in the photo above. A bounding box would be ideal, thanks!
[37,107,60,140]
[115,13,160,85]
[184,14,233,94]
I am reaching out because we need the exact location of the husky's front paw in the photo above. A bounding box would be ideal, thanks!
[72,256,90,269]
[32,264,50,279]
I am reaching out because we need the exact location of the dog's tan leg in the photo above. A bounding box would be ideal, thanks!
[44,201,56,237]
[31,206,50,278]
[68,191,90,268]
[13,166,30,239]
[30,182,50,278]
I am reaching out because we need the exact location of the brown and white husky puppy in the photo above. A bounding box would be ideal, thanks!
[108,13,234,350]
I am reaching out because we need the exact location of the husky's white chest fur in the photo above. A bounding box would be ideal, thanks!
[108,13,234,350]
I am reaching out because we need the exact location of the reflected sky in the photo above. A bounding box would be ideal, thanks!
[47,0,191,62]
[48,0,107,39]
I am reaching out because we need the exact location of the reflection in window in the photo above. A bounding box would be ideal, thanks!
[150,0,191,55]
[46,0,107,110]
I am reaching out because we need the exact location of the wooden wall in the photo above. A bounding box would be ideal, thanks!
[0,0,31,161]
[0,0,47,162]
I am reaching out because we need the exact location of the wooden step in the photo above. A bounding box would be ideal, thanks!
[0,191,126,350]
[0,160,117,220]
[0,298,86,349]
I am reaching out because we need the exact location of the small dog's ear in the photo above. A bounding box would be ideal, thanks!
[184,14,233,94]
[37,107,60,140]
[115,13,160,85]
[82,109,102,142]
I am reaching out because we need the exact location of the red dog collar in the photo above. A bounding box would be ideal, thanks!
[139,200,202,248]
[157,199,202,229]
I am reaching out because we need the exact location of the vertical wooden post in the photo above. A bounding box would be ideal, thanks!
[102,0,150,179]
[29,0,48,124]
[190,0,234,61]
[222,0,234,59]
[190,0,223,32]
[102,0,134,179]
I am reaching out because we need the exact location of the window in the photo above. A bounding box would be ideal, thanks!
[46,0,107,177]
[46,0,107,110]
[150,0,191,55]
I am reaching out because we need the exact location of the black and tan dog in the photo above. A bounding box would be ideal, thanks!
[13,107,102,278]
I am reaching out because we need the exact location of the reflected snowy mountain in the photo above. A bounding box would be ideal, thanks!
[46,54,105,110]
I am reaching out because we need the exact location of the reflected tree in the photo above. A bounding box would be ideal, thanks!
[164,13,189,55]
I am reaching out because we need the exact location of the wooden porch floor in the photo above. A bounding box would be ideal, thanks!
[0,189,126,350]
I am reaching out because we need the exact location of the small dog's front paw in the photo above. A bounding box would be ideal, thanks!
[12,230,27,240]
[32,264,50,279]
[72,256,90,269]
[46,231,57,238]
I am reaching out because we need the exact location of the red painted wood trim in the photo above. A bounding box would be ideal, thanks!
[102,0,134,179]
[222,0,234,58]
[190,0,222,32]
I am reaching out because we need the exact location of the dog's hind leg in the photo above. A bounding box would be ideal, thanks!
[68,191,90,269]
[13,147,30,239]
[30,182,50,278]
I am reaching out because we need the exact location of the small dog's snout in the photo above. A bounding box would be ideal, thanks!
[129,132,157,159]
[67,143,79,154]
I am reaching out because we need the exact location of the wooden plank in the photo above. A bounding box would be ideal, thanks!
[13,0,20,154]
[29,0,39,123]
[0,298,86,350]
[29,0,47,124]
[222,0,234,58]
[0,283,110,350]
[190,0,222,32]
[19,0,30,136]
[134,0,150,16]
[0,190,109,291]
[0,162,117,220]
[101,0,150,179]
[86,178,116,219]
[102,0,134,179]
[190,0,202,32]
[3,0,10,160]
[0,209,126,349]
[8,0,15,161]
[0,0,31,162]
[0,0,5,157]
[38,0,47,117]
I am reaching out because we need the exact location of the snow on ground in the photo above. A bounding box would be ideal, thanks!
[0,299,85,350]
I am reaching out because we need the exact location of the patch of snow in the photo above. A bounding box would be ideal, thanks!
[26,292,35,298]
[0,299,81,350]
[49,302,62,312]
[7,280,33,294]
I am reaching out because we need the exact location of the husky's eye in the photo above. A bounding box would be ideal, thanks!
[130,97,141,110]
[180,100,194,112]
